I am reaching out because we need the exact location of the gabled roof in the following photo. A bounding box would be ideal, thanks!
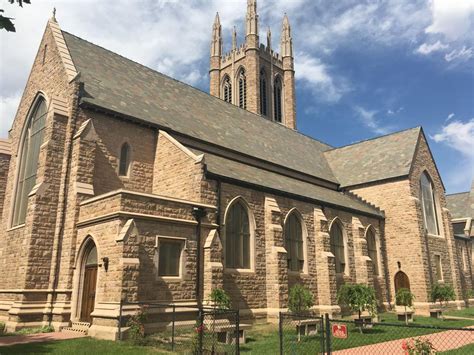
[194,149,384,218]
[446,192,470,219]
[324,127,421,188]
[61,31,337,185]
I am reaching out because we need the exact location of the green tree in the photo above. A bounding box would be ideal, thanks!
[430,283,455,319]
[209,288,231,310]
[337,284,378,320]
[1,0,31,32]
[395,288,415,325]
[288,284,314,342]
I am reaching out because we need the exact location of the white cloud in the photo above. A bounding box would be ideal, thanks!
[425,0,474,41]
[444,46,474,62]
[445,113,455,122]
[416,40,448,55]
[295,53,349,102]
[432,119,474,159]
[0,94,21,138]
[353,106,392,135]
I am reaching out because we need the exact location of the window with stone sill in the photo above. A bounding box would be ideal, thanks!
[119,142,131,177]
[12,96,47,227]
[156,238,185,277]
[420,172,440,236]
[285,212,304,272]
[366,228,380,276]
[225,200,251,269]
[330,220,346,275]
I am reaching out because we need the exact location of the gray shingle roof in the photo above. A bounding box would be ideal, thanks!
[196,149,384,217]
[62,31,337,184]
[324,127,421,188]
[447,192,473,219]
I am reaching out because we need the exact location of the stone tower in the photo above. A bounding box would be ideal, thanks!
[209,0,296,129]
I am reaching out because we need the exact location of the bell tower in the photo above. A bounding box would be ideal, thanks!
[209,0,297,130]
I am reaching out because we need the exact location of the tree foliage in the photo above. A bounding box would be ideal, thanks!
[337,283,378,319]
[288,284,314,314]
[209,288,231,310]
[430,283,455,308]
[0,0,31,32]
[396,288,415,325]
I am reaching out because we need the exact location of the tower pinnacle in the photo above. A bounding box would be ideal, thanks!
[210,12,222,57]
[246,0,259,39]
[280,13,293,58]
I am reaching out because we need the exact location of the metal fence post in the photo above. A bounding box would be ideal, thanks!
[198,308,204,354]
[236,310,240,355]
[118,299,123,341]
[171,304,176,352]
[325,313,331,355]
[279,312,283,355]
[320,316,325,354]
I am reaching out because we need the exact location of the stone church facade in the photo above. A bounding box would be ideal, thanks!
[0,0,471,339]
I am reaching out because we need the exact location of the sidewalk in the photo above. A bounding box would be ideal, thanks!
[0,332,85,347]
[333,328,474,354]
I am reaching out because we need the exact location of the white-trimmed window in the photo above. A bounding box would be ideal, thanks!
[156,237,185,277]
[330,220,346,274]
[434,254,443,281]
[285,212,304,272]
[420,172,440,235]
[225,200,251,269]
[12,96,47,226]
[119,142,130,177]
[366,228,380,276]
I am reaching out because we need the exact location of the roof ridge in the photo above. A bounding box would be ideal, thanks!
[325,126,421,152]
[446,191,470,197]
[61,30,334,150]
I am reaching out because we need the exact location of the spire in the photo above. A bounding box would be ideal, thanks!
[246,0,259,38]
[266,27,272,49]
[232,26,237,50]
[280,13,293,58]
[211,12,222,57]
[51,7,57,22]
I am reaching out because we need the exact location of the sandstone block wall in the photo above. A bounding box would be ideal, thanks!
[0,152,10,223]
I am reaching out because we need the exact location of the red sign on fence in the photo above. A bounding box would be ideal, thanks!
[332,324,348,339]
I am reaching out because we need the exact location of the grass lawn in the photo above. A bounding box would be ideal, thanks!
[440,343,474,354]
[444,307,474,319]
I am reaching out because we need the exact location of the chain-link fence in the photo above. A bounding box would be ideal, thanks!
[279,313,325,354]
[118,302,240,354]
[279,313,474,354]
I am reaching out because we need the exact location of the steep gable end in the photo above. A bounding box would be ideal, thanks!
[47,19,78,82]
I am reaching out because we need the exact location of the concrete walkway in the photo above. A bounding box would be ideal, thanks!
[333,328,474,354]
[0,332,85,347]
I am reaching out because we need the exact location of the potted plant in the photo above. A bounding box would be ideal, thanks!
[395,288,415,325]
[337,284,378,333]
[429,284,455,319]
[288,284,314,341]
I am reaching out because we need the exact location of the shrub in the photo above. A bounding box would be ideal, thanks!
[15,325,54,335]
[337,284,378,320]
[396,288,416,325]
[0,322,5,335]
[127,306,148,345]
[402,337,436,354]
[288,284,314,315]
[430,284,455,307]
[209,288,231,310]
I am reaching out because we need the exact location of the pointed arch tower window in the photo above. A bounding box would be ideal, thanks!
[260,69,268,116]
[284,212,304,272]
[12,96,47,226]
[366,228,380,276]
[223,75,232,103]
[238,69,247,109]
[119,143,131,177]
[274,76,282,122]
[420,172,440,235]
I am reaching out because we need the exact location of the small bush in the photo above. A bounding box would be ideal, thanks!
[402,337,436,354]
[430,284,455,308]
[127,306,148,345]
[337,284,378,319]
[288,284,314,315]
[0,322,5,334]
[15,325,54,335]
[396,288,416,325]
[209,288,231,310]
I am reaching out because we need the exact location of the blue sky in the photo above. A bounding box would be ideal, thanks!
[1,0,473,193]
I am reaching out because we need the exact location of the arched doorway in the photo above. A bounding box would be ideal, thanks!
[394,271,410,294]
[80,242,98,323]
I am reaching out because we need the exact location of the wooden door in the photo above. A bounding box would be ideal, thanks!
[394,271,410,293]
[80,265,97,323]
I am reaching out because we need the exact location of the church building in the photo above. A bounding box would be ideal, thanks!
[0,0,471,339]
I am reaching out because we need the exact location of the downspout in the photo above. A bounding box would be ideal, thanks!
[192,206,207,307]
[48,80,81,326]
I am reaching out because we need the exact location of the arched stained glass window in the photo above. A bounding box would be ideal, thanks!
[238,69,247,109]
[225,201,250,269]
[273,76,282,122]
[119,143,130,176]
[223,75,232,103]
[12,96,47,226]
[420,172,440,235]
[285,212,304,272]
[330,221,346,274]
[367,228,379,275]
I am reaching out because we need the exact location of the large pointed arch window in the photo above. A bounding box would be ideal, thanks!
[223,75,232,103]
[330,221,346,274]
[12,96,47,226]
[260,69,268,116]
[225,200,251,269]
[420,172,440,235]
[238,69,247,109]
[273,76,282,122]
[285,212,304,272]
[119,143,131,177]
[366,228,379,276]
